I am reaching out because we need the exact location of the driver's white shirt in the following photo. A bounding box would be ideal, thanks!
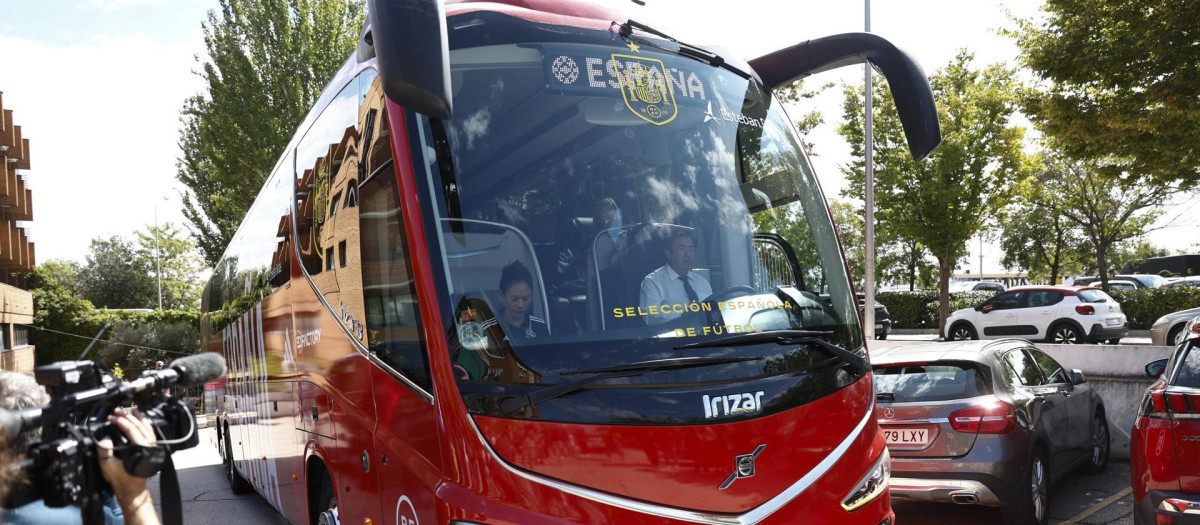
[639,265,712,326]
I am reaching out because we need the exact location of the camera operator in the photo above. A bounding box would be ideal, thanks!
[0,371,161,525]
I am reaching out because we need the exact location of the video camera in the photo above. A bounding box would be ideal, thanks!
[0,353,226,524]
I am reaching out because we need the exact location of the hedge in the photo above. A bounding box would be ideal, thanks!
[876,290,1001,329]
[876,287,1200,330]
[1110,288,1200,329]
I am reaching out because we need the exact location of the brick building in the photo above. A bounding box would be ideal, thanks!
[0,91,37,372]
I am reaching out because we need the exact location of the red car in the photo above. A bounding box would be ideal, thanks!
[1133,317,1200,524]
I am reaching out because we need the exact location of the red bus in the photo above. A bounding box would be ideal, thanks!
[202,1,941,524]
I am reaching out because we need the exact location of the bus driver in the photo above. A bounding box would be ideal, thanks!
[639,231,712,326]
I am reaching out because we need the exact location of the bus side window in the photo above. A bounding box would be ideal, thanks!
[294,69,377,348]
[359,159,430,390]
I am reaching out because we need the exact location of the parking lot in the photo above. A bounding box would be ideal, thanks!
[893,460,1133,524]
[156,428,1136,524]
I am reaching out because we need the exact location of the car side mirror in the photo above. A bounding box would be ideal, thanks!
[1070,369,1086,385]
[980,304,993,314]
[1146,359,1168,378]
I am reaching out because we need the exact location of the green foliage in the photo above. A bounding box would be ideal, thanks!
[999,161,1087,284]
[80,236,157,309]
[1048,157,1168,286]
[1110,288,1200,330]
[839,51,1030,330]
[134,223,205,309]
[1010,0,1200,186]
[39,259,84,297]
[877,290,1000,329]
[26,265,202,376]
[877,290,939,328]
[177,0,366,266]
[74,223,204,310]
[775,79,833,153]
[943,291,1001,315]
[830,201,935,291]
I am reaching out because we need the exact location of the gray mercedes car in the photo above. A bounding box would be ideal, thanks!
[873,340,1109,525]
[1150,306,1200,346]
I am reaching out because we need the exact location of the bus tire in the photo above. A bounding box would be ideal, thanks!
[225,427,253,495]
[311,469,337,525]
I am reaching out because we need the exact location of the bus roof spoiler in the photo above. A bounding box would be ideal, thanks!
[363,0,454,119]
[749,32,941,161]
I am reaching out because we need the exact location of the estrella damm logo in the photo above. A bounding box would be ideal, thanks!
[611,54,677,126]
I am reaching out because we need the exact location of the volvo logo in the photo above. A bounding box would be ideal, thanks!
[719,444,766,490]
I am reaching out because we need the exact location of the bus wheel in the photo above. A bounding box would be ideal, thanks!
[314,474,338,525]
[225,429,253,494]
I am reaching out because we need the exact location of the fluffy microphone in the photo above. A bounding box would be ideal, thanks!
[169,353,227,387]
[119,353,227,397]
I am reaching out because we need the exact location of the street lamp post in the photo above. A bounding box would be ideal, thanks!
[863,0,876,340]
[154,197,167,310]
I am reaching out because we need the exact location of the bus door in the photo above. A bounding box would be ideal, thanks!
[357,80,442,525]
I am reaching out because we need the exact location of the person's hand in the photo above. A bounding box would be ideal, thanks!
[97,407,157,515]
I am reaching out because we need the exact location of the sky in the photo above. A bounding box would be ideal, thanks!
[0,0,1193,272]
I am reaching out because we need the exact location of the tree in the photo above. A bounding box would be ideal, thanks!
[1010,0,1200,186]
[831,201,935,291]
[838,51,1030,334]
[80,236,157,309]
[134,223,206,310]
[1049,158,1169,288]
[998,165,1087,284]
[775,79,834,152]
[177,0,366,265]
[38,259,85,297]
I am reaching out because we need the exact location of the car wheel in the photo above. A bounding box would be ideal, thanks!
[1003,448,1049,525]
[1168,324,1185,346]
[1083,412,1109,474]
[1106,338,1121,345]
[949,323,978,341]
[877,333,887,340]
[1050,324,1082,344]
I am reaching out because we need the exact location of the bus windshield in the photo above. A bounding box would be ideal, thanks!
[411,12,863,424]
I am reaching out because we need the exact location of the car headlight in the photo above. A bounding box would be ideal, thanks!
[841,448,890,511]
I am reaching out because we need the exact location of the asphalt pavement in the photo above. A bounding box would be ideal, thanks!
[157,428,1135,525]
[146,427,286,525]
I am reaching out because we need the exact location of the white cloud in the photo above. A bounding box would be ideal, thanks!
[0,32,205,263]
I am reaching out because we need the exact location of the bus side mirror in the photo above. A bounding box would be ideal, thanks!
[1146,359,1168,378]
[365,0,453,119]
[749,32,941,161]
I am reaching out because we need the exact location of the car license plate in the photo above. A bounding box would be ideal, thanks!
[874,324,883,330]
[884,428,929,446]
[1106,318,1121,326]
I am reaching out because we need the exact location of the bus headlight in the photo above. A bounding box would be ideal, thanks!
[841,448,890,511]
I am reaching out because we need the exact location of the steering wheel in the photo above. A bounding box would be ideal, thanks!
[704,285,758,303]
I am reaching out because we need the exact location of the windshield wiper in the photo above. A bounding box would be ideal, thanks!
[675,330,869,374]
[613,19,751,79]
[498,356,761,414]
